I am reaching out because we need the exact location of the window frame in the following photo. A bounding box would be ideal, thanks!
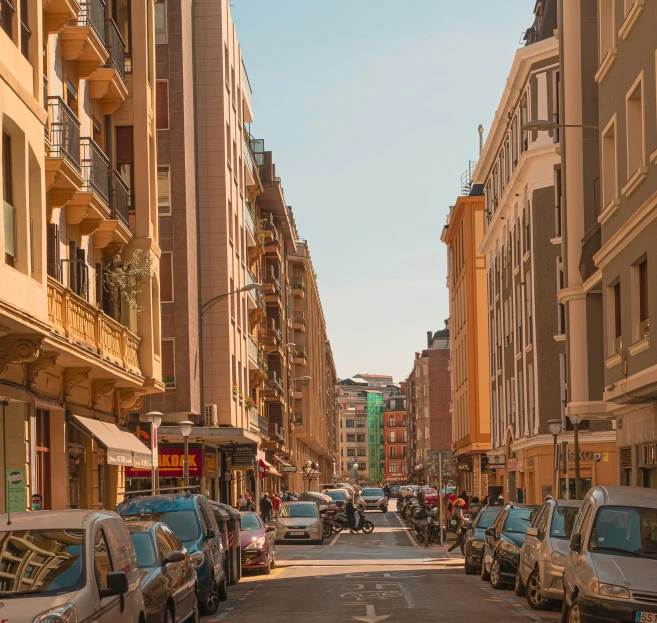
[157,165,171,215]
[155,79,169,130]
[161,337,175,388]
[154,0,167,44]
[624,72,645,187]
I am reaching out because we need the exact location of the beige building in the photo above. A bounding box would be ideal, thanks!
[0,0,162,512]
[441,191,491,498]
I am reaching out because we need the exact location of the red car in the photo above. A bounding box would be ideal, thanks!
[240,512,276,574]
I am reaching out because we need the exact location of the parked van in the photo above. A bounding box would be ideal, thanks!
[561,486,657,623]
[0,510,146,622]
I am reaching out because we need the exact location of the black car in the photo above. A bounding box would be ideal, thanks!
[464,507,503,574]
[481,504,538,589]
[127,521,199,623]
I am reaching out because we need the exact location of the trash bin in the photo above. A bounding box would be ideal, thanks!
[210,501,242,585]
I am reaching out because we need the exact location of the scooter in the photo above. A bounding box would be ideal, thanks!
[333,508,374,534]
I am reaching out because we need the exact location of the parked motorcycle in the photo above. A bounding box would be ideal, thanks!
[332,508,374,534]
[321,509,337,538]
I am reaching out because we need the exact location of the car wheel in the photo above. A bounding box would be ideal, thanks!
[566,596,580,623]
[514,569,526,596]
[163,604,173,623]
[261,561,272,575]
[218,576,228,602]
[526,567,553,611]
[480,555,490,581]
[199,575,219,615]
[489,557,507,590]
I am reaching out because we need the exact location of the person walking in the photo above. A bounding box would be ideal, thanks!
[447,498,468,556]
[237,493,248,511]
[260,493,273,524]
[271,492,282,518]
[345,497,357,533]
[383,483,391,498]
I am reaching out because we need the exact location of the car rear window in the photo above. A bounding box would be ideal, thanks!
[240,514,261,532]
[126,510,200,543]
[504,508,535,533]
[475,509,500,529]
[281,504,317,518]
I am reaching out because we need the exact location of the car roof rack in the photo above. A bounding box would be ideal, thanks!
[119,485,200,500]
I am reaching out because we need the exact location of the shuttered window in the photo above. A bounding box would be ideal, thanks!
[614,282,622,338]
[161,339,175,388]
[156,81,169,130]
[620,447,632,470]
[47,223,60,280]
[115,126,133,163]
[639,260,648,322]
[160,252,173,302]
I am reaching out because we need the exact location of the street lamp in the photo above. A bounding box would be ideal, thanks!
[521,119,599,132]
[548,419,562,498]
[179,420,194,487]
[201,283,262,317]
[302,460,319,492]
[569,415,583,499]
[146,411,162,494]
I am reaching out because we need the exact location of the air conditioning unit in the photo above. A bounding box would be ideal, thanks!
[204,404,218,427]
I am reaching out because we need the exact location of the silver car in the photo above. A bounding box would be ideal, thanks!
[275,502,324,545]
[359,487,388,512]
[562,486,657,623]
[516,498,581,610]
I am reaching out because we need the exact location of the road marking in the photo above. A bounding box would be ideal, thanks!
[327,532,342,548]
[352,604,390,623]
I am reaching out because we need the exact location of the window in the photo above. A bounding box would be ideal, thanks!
[35,409,50,510]
[356,434,365,443]
[601,117,618,209]
[114,0,132,72]
[94,530,113,589]
[154,0,167,44]
[19,0,29,58]
[162,338,175,387]
[388,462,399,473]
[346,434,355,442]
[639,260,649,323]
[3,133,15,267]
[598,0,615,66]
[614,282,622,339]
[156,527,172,560]
[388,447,396,458]
[626,74,645,181]
[160,252,173,302]
[347,449,355,457]
[115,126,134,211]
[346,420,354,428]
[157,167,170,214]
[357,448,366,456]
[156,81,169,130]
[554,168,562,237]
[0,0,13,38]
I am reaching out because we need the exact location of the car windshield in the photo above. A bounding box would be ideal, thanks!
[475,509,501,529]
[130,532,158,568]
[551,506,580,539]
[504,508,535,533]
[240,514,262,532]
[421,488,436,494]
[281,504,317,518]
[589,506,657,559]
[0,529,85,597]
[127,510,200,543]
[362,489,384,497]
[326,491,348,501]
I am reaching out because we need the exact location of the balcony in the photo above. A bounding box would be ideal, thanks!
[248,335,268,380]
[292,311,307,333]
[245,201,257,248]
[291,378,305,400]
[47,276,141,376]
[246,269,259,310]
[260,214,280,250]
[45,97,84,209]
[579,223,601,282]
[243,134,260,192]
[43,0,81,34]
[59,0,109,78]
[262,371,284,399]
[291,277,306,298]
[258,415,270,437]
[258,318,282,352]
[93,171,131,248]
[248,406,259,431]
[292,346,307,366]
[87,19,128,114]
[241,60,254,123]
[260,266,282,308]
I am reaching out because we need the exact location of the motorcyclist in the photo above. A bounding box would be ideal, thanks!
[346,497,357,533]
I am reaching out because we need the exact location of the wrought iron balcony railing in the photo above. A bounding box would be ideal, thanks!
[80,138,109,204]
[47,97,81,169]
[109,171,130,226]
[579,223,601,282]
[105,18,126,82]
[78,0,106,44]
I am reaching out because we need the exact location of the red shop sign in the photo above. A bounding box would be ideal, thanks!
[126,446,203,478]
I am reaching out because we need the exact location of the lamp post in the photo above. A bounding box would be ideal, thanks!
[200,283,262,318]
[302,460,318,491]
[146,411,162,494]
[548,419,562,498]
[569,415,583,499]
[179,420,193,487]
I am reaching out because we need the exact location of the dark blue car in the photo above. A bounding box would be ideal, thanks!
[116,493,227,615]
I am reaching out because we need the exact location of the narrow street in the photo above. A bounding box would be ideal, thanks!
[204,503,562,623]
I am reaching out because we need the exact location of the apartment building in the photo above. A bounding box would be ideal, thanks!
[383,394,407,483]
[0,0,162,512]
[441,189,491,498]
[406,330,451,485]
[475,1,615,503]
[586,0,657,488]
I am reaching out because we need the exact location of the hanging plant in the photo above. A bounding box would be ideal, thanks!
[232,382,239,396]
[297,281,306,291]
[245,397,255,410]
[103,248,154,315]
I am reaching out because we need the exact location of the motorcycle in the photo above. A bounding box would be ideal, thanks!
[321,508,338,539]
[333,508,374,534]
[414,506,447,544]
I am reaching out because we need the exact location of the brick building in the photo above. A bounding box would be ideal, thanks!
[383,394,407,483]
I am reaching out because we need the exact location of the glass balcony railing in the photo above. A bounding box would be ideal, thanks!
[241,59,253,113]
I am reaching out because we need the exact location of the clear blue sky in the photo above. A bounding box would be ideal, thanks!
[232,0,533,383]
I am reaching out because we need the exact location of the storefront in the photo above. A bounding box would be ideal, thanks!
[616,405,657,489]
[454,451,490,499]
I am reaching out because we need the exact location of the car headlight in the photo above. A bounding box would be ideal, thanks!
[590,581,630,599]
[33,604,78,623]
[306,522,318,530]
[245,536,266,551]
[378,499,385,504]
[499,539,520,555]
[191,551,205,568]
[550,551,567,568]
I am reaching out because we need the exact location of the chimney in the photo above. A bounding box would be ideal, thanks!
[427,331,432,347]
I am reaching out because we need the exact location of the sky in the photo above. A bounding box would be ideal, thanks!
[232,0,533,383]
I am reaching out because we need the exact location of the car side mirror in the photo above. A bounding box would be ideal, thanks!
[525,527,539,538]
[485,528,495,538]
[266,525,276,533]
[205,529,216,539]
[99,571,129,598]
[570,533,582,553]
[164,551,186,565]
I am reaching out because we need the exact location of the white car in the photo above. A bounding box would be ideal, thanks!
[275,502,324,545]
[0,510,146,622]
[359,487,388,512]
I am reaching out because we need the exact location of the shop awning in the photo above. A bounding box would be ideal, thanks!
[264,460,282,478]
[272,454,294,468]
[157,425,260,446]
[72,415,152,468]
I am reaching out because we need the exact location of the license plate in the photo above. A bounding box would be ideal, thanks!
[289,531,306,535]
[635,613,657,623]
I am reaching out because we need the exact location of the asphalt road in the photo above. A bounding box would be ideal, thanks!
[202,501,562,623]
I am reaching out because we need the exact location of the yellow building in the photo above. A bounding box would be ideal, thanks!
[0,0,162,513]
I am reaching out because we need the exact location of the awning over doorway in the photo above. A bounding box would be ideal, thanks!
[272,454,294,468]
[72,415,152,468]
[264,460,282,478]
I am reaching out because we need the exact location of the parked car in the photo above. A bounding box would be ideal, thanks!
[481,504,538,589]
[515,498,581,610]
[240,512,276,574]
[561,486,657,623]
[360,487,389,512]
[464,507,503,574]
[275,502,324,544]
[323,489,350,505]
[116,493,227,615]
[127,521,198,623]
[0,510,146,622]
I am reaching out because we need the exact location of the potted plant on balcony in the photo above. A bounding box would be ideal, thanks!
[245,397,255,410]
[232,382,239,397]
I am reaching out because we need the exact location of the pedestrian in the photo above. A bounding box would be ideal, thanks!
[244,492,254,511]
[271,492,282,518]
[383,483,391,498]
[30,493,43,511]
[237,492,248,511]
[459,491,469,508]
[447,498,468,556]
[469,496,483,518]
[346,497,357,533]
[260,493,273,523]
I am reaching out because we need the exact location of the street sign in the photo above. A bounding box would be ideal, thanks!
[281,465,297,473]
[257,458,267,479]
[228,445,257,468]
